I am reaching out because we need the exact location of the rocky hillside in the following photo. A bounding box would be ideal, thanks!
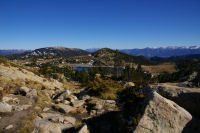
[17,47,88,58]
[0,58,200,133]
[92,48,153,66]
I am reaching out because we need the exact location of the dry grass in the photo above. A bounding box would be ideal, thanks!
[87,77,125,100]
[142,62,177,76]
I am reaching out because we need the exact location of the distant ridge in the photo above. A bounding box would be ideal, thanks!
[18,47,88,58]
[120,46,200,58]
[0,49,32,56]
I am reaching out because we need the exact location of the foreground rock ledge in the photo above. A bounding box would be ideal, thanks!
[134,91,192,133]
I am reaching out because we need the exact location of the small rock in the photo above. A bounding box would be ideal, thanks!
[0,102,12,112]
[72,100,85,108]
[5,125,13,130]
[20,86,30,93]
[58,104,75,113]
[63,100,70,105]
[38,113,47,118]
[125,82,135,87]
[43,107,50,112]
[78,125,88,133]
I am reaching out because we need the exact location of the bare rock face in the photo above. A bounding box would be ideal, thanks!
[150,83,200,118]
[134,91,192,133]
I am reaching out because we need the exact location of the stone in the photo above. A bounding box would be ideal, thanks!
[150,83,200,118]
[27,89,37,97]
[78,125,88,133]
[58,104,75,113]
[134,91,192,133]
[55,90,71,101]
[33,120,62,133]
[43,107,50,112]
[72,100,85,108]
[0,102,12,112]
[33,113,76,133]
[63,100,70,105]
[5,125,13,130]
[125,82,135,87]
[38,113,47,119]
[20,86,30,93]
[64,116,76,125]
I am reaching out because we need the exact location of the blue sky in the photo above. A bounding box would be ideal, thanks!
[0,0,200,49]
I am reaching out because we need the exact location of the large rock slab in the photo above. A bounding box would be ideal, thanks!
[150,83,200,118]
[134,91,192,133]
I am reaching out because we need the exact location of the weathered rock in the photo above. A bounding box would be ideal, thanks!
[58,104,75,113]
[78,125,88,133]
[43,107,50,112]
[150,83,200,118]
[0,102,12,112]
[125,82,135,87]
[33,113,76,133]
[64,116,76,125]
[5,125,13,130]
[33,120,62,133]
[72,100,85,108]
[63,100,70,105]
[134,91,192,133]
[54,90,71,101]
[20,86,30,93]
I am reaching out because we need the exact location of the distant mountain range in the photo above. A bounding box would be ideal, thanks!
[1,46,200,59]
[150,54,200,62]
[0,49,32,56]
[86,46,200,58]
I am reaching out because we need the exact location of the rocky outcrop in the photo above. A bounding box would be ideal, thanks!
[150,83,200,118]
[33,113,76,133]
[134,91,192,133]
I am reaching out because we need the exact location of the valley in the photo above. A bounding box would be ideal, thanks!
[0,47,200,133]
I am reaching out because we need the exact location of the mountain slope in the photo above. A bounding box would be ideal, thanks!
[92,48,153,66]
[19,47,88,58]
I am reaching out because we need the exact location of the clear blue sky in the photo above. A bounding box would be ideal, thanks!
[0,0,200,49]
